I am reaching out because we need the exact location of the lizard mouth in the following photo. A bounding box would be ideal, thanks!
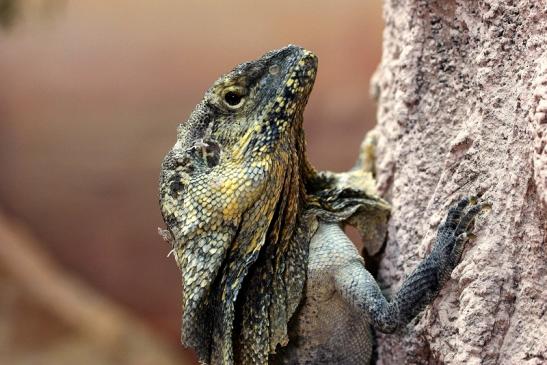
[255,45,318,132]
[231,45,319,158]
[272,45,318,103]
[285,48,318,110]
[257,44,318,100]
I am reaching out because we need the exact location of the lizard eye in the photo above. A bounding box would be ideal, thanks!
[222,86,246,110]
[224,91,242,106]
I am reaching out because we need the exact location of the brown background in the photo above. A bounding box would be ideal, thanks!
[0,1,383,363]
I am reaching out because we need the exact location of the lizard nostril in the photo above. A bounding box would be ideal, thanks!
[269,64,280,75]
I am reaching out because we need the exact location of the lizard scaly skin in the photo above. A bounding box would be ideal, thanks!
[159,45,488,364]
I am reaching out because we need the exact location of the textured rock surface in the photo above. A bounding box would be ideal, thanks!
[371,1,547,364]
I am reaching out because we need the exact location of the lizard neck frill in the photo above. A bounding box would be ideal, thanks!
[207,121,314,364]
[234,132,315,364]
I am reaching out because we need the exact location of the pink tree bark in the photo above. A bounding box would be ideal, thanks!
[371,1,547,364]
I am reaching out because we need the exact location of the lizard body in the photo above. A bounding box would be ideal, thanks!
[159,45,487,364]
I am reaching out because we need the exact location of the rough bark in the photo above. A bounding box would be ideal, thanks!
[371,1,547,364]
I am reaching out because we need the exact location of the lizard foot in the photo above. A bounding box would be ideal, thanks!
[433,196,491,270]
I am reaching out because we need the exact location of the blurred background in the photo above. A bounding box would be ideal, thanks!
[0,1,382,363]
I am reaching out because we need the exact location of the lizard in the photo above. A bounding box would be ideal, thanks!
[158,45,490,364]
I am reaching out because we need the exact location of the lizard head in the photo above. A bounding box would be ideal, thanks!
[174,44,317,164]
[160,44,318,258]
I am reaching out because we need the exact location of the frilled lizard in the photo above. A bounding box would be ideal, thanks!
[159,45,489,364]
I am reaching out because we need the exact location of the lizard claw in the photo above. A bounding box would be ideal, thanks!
[466,232,477,241]
[480,201,493,212]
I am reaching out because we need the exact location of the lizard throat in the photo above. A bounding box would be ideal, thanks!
[202,146,315,364]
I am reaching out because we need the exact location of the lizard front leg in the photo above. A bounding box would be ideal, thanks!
[335,196,489,333]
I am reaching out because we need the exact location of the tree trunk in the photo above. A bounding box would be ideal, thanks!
[371,1,547,364]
